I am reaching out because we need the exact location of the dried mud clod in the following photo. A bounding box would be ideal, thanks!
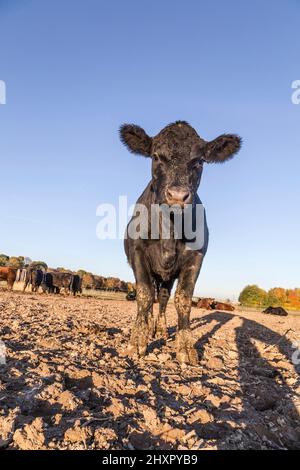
[175,329,198,365]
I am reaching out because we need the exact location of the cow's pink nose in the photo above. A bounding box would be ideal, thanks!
[166,187,191,204]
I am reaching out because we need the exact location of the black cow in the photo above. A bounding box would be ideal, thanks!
[263,306,288,317]
[41,272,55,294]
[23,267,44,292]
[120,120,241,364]
[41,272,53,293]
[70,274,82,296]
[42,272,82,295]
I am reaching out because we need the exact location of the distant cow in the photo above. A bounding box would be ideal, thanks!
[70,274,82,296]
[41,272,57,294]
[126,290,137,301]
[0,267,17,291]
[194,298,235,311]
[120,120,241,364]
[211,301,235,311]
[196,298,215,309]
[263,306,288,317]
[23,268,44,292]
[42,272,82,295]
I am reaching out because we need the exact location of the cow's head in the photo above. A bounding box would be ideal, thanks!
[120,121,241,207]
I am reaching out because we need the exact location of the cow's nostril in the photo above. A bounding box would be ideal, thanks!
[166,189,173,200]
[166,187,191,203]
[182,191,190,202]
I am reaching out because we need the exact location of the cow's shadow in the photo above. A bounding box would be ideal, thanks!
[111,310,300,449]
[190,311,300,449]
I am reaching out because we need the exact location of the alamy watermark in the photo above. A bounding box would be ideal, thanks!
[96,196,206,250]
[291,80,300,105]
[0,80,6,104]
[0,340,6,365]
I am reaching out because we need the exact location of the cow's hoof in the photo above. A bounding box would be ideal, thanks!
[150,315,168,339]
[148,313,156,339]
[176,330,198,365]
[154,320,168,339]
[127,324,149,357]
[126,342,147,357]
[156,327,168,340]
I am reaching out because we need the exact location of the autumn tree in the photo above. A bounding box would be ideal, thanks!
[0,254,9,266]
[239,285,300,311]
[266,287,286,307]
[126,282,136,293]
[30,261,48,271]
[77,270,87,277]
[7,256,24,269]
[94,276,106,289]
[82,273,95,289]
[285,289,300,310]
[105,277,119,290]
[119,280,127,292]
[238,285,267,307]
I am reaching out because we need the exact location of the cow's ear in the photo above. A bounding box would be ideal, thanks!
[203,134,242,164]
[119,124,152,157]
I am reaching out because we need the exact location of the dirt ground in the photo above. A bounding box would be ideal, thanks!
[0,290,299,450]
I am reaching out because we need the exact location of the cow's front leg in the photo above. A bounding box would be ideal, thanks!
[127,252,154,357]
[7,282,14,292]
[128,284,154,357]
[174,252,204,365]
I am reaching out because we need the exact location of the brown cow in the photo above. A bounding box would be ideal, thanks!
[196,298,215,309]
[194,298,235,311]
[211,301,235,312]
[0,267,17,291]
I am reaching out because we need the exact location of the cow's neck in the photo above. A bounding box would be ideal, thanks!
[149,188,180,269]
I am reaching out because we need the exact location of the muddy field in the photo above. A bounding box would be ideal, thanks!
[0,290,299,450]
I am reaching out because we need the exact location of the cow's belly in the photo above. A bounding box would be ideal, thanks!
[146,240,181,282]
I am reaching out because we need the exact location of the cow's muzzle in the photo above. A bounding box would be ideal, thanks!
[165,186,192,207]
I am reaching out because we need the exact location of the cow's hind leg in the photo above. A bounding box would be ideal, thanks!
[23,280,29,292]
[150,280,174,339]
[174,252,204,365]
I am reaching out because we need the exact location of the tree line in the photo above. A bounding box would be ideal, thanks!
[0,253,135,293]
[239,285,300,311]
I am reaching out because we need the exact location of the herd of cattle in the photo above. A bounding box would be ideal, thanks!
[193,299,289,316]
[0,266,290,317]
[0,266,82,295]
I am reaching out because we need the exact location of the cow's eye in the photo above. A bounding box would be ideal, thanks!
[188,158,203,171]
[153,154,160,162]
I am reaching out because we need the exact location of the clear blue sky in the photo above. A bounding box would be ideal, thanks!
[0,0,299,299]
